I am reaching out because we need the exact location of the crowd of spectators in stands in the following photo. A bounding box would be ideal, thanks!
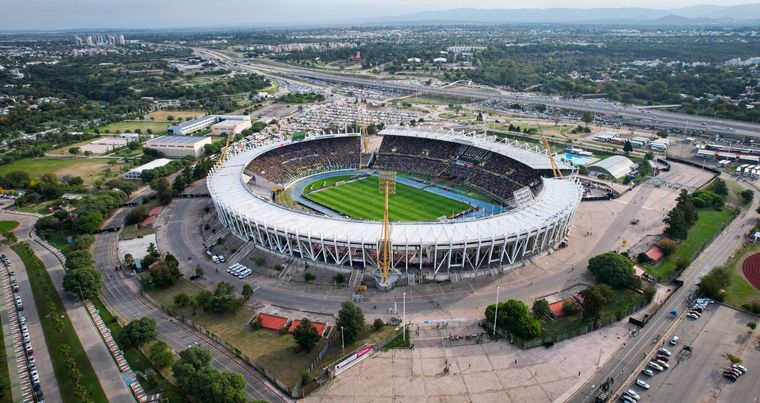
[246,137,361,184]
[375,135,545,201]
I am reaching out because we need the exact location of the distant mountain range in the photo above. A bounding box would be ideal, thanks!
[367,3,760,25]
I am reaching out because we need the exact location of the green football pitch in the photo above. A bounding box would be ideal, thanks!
[304,175,471,221]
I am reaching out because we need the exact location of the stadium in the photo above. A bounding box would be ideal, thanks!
[207,127,583,284]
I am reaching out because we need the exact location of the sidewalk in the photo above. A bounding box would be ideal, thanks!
[6,217,136,403]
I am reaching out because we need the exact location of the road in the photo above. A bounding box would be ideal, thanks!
[196,48,760,139]
[0,244,61,402]
[1,212,135,403]
[568,178,759,402]
[91,198,289,403]
[165,178,665,316]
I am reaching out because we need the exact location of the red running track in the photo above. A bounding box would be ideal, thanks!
[741,253,760,292]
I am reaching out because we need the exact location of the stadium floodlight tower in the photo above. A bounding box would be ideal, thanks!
[377,171,398,291]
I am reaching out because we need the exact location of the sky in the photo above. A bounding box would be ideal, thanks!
[0,0,757,31]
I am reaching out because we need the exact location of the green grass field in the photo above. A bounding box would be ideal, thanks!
[303,175,356,192]
[304,175,471,221]
[0,157,117,185]
[644,208,737,280]
[723,245,760,307]
[0,221,18,233]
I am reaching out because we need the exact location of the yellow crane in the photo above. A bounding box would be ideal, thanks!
[378,171,396,285]
[541,135,564,179]
[218,130,235,167]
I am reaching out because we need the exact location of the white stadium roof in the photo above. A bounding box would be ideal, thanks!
[207,132,583,246]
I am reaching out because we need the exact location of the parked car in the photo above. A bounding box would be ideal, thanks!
[732,364,748,374]
[670,335,679,345]
[658,347,671,356]
[723,371,737,381]
[635,379,650,389]
[624,389,641,401]
[15,295,23,310]
[687,313,699,320]
[648,362,664,371]
[656,355,669,362]
[641,368,654,377]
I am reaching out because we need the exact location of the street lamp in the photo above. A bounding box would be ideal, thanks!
[75,286,85,302]
[402,292,406,342]
[492,285,501,336]
[341,326,345,354]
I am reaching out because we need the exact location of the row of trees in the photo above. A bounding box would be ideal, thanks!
[485,299,542,340]
[139,247,182,290]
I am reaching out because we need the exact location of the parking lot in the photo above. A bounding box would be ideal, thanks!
[626,304,759,403]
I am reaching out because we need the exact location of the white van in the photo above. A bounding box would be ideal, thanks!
[237,268,252,279]
[227,264,243,274]
[212,255,220,264]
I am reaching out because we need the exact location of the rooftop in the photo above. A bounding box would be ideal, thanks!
[146,135,211,145]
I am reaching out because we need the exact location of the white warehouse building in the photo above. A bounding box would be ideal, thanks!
[145,136,212,158]
[123,158,173,180]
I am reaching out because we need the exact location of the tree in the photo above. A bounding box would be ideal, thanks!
[336,301,365,345]
[562,300,579,316]
[664,208,688,240]
[125,204,150,225]
[173,346,246,403]
[123,253,135,270]
[174,292,192,307]
[148,341,174,368]
[293,318,320,352]
[623,141,633,155]
[699,267,730,301]
[710,178,729,196]
[73,211,104,234]
[334,273,345,284]
[582,111,594,127]
[580,284,614,323]
[486,299,542,339]
[587,252,637,287]
[64,250,94,271]
[62,268,101,300]
[241,284,253,300]
[657,238,677,256]
[372,318,385,330]
[532,299,551,319]
[120,317,157,348]
[676,189,698,228]
[194,266,204,278]
[303,272,316,282]
[741,189,754,204]
[68,147,81,155]
[151,177,172,205]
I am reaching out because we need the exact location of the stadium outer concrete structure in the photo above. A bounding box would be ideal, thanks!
[206,128,583,280]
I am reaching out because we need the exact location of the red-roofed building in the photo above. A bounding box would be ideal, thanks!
[549,300,566,318]
[288,320,327,337]
[644,245,665,264]
[148,207,160,216]
[138,216,155,229]
[256,313,288,332]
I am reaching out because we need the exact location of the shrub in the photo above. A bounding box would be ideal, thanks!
[303,272,316,282]
[372,318,385,331]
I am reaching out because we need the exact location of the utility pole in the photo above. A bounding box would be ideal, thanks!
[341,326,345,354]
[492,285,500,335]
[403,292,406,341]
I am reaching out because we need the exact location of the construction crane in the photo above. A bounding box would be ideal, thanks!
[541,135,564,179]
[378,171,396,285]
[218,130,235,167]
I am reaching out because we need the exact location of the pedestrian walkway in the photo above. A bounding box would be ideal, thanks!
[25,230,136,403]
[85,300,160,402]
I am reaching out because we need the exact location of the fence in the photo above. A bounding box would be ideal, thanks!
[140,291,295,396]
[485,299,649,349]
